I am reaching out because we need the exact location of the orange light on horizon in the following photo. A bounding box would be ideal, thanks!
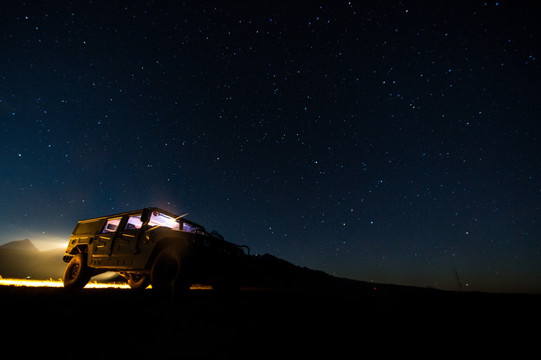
[0,277,213,290]
[0,277,131,289]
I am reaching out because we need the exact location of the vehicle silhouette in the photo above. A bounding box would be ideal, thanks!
[62,207,248,296]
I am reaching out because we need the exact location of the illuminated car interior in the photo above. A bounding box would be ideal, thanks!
[102,218,122,233]
[120,211,203,233]
[149,211,180,230]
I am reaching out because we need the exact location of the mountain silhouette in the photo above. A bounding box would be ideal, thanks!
[0,239,39,252]
[0,239,65,279]
[0,240,441,295]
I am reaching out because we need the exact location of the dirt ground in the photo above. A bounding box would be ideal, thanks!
[1,285,538,359]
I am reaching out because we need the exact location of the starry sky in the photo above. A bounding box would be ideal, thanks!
[1,1,540,293]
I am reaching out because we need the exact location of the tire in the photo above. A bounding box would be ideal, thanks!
[127,273,151,291]
[150,246,190,299]
[63,254,92,290]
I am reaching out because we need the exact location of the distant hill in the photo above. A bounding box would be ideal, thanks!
[238,253,372,294]
[0,239,39,252]
[0,239,65,279]
[0,240,446,295]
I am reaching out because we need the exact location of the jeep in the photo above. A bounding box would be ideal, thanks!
[62,207,248,295]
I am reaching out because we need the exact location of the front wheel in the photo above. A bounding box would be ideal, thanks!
[63,254,92,290]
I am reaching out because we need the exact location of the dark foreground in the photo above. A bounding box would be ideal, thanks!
[0,285,539,359]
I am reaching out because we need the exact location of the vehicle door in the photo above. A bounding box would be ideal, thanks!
[93,217,122,257]
[114,214,144,261]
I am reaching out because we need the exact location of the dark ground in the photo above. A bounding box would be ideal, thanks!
[1,245,538,358]
[0,284,539,359]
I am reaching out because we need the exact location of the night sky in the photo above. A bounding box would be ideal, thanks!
[1,1,540,293]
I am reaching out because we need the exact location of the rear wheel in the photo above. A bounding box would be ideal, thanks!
[151,246,190,299]
[63,254,92,290]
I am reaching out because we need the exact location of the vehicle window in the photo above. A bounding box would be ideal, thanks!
[182,222,200,233]
[102,218,121,233]
[125,215,143,230]
[149,211,180,230]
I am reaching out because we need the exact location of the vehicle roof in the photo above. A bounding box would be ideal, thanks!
[77,207,204,229]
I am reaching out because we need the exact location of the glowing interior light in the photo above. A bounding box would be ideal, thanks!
[148,211,180,230]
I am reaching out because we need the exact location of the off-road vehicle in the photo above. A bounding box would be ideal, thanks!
[62,207,248,295]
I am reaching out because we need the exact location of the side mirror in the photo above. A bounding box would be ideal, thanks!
[140,208,152,224]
